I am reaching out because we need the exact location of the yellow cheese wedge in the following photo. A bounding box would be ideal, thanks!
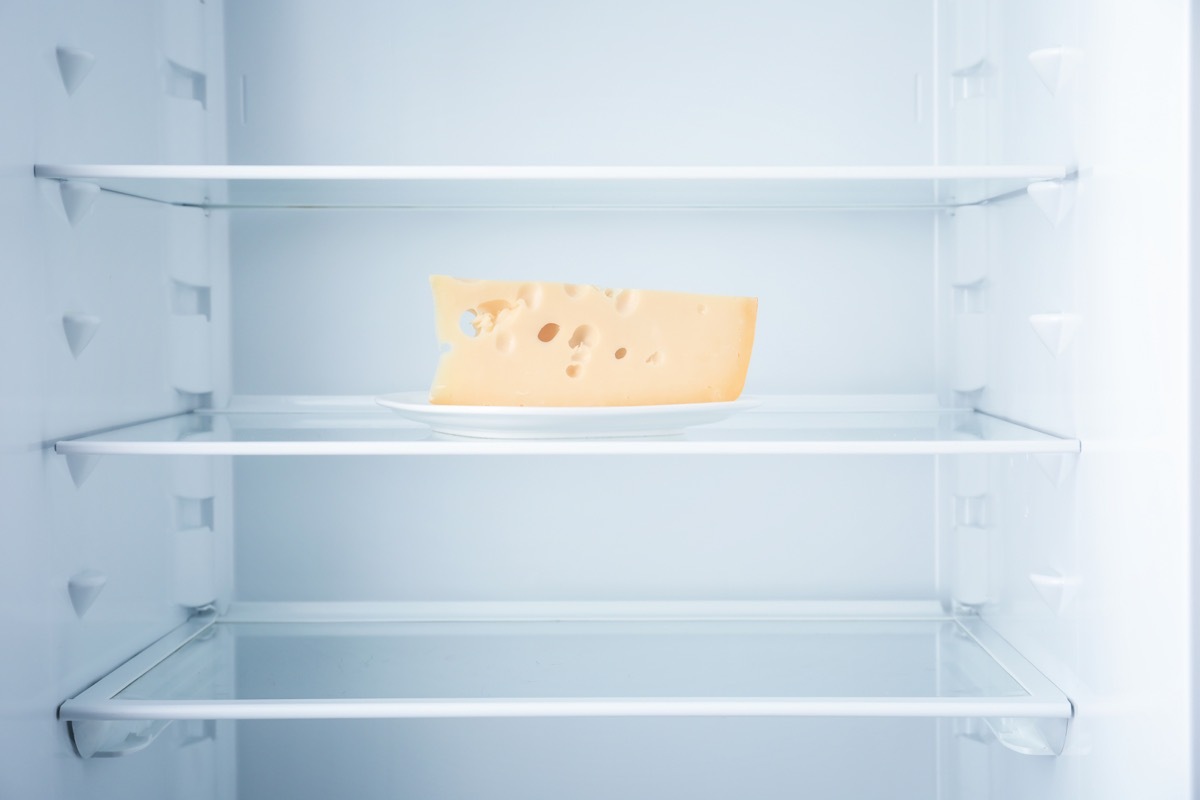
[429,275,757,406]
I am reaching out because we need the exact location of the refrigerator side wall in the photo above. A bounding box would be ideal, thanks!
[0,2,231,798]
[971,1,1194,798]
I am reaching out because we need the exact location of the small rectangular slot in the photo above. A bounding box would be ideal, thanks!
[171,282,211,320]
[166,60,207,108]
[175,497,213,531]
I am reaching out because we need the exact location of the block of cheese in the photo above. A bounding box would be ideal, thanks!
[429,275,757,406]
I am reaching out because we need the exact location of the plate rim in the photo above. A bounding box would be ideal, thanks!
[375,392,762,417]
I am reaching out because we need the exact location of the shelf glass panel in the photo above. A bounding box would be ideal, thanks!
[34,164,1070,209]
[59,614,1070,723]
[121,619,1020,702]
[55,407,1079,456]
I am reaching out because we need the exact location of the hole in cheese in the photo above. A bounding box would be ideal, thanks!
[645,351,664,365]
[569,325,597,349]
[566,364,582,378]
[458,310,478,338]
[614,347,627,360]
[537,323,560,342]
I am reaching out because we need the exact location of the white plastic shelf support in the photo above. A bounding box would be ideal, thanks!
[53,406,1081,457]
[62,313,101,359]
[33,164,1071,209]
[55,46,95,96]
[58,605,1071,758]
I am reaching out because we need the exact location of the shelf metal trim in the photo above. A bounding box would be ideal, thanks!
[58,696,1070,723]
[53,408,1082,457]
[33,164,1072,210]
[220,599,950,623]
[34,164,1071,182]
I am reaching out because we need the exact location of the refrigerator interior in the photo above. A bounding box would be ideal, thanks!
[0,1,1194,799]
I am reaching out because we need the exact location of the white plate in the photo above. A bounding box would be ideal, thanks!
[375,392,760,439]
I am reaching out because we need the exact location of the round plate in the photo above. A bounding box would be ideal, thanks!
[375,392,760,439]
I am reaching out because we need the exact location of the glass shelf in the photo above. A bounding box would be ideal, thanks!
[59,606,1070,728]
[55,406,1079,456]
[33,164,1070,209]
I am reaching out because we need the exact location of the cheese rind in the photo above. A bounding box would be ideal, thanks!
[429,276,757,406]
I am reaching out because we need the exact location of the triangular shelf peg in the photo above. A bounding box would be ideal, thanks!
[59,181,101,227]
[68,569,107,618]
[1028,569,1080,614]
[56,46,96,96]
[1027,181,1077,227]
[62,313,101,358]
[1029,313,1081,357]
[65,453,100,488]
[1028,47,1082,97]
[1033,452,1078,487]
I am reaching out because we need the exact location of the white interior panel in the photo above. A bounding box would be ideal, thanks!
[225,0,934,166]
[234,456,935,602]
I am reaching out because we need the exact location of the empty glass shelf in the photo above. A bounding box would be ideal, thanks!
[59,610,1070,725]
[55,407,1079,456]
[33,164,1070,208]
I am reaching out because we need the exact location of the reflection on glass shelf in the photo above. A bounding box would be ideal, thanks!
[59,611,1070,724]
[33,164,1070,209]
[54,405,1079,456]
[120,620,1020,702]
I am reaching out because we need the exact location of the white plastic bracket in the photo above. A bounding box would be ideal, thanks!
[951,205,988,288]
[1028,568,1081,614]
[174,527,217,608]
[952,312,987,393]
[64,453,101,488]
[69,719,174,759]
[1029,313,1081,357]
[952,457,990,608]
[1028,47,1082,97]
[169,315,213,395]
[67,569,107,618]
[954,526,990,607]
[166,59,206,107]
[1027,181,1077,227]
[951,59,989,102]
[62,313,101,359]
[58,181,100,227]
[985,716,1069,756]
[55,46,95,96]
[1033,452,1078,487]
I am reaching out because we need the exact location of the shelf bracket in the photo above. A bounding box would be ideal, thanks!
[1028,47,1082,97]
[67,569,107,618]
[1027,180,1077,227]
[56,46,95,96]
[1029,312,1081,357]
[69,719,174,759]
[58,180,100,227]
[985,716,1069,756]
[64,453,101,488]
[62,313,102,359]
